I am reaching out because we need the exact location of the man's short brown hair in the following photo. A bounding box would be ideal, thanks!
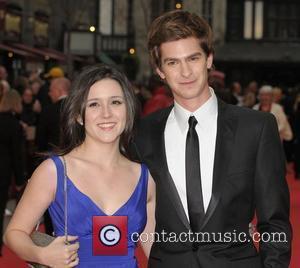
[147,10,214,70]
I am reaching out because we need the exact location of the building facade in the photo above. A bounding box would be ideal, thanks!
[134,0,300,88]
[1,0,299,88]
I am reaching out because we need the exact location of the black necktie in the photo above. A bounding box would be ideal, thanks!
[186,116,205,232]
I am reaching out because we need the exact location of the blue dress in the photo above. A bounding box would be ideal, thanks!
[48,155,148,267]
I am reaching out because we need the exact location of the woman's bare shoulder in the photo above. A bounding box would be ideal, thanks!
[123,158,141,175]
[29,158,57,186]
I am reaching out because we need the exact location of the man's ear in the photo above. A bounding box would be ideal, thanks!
[207,53,213,69]
[156,67,166,80]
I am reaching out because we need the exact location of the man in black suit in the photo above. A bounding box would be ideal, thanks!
[36,77,70,235]
[133,10,292,267]
[36,77,71,152]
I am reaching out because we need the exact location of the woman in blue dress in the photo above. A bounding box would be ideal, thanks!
[4,64,156,267]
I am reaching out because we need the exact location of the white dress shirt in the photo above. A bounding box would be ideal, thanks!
[164,88,218,219]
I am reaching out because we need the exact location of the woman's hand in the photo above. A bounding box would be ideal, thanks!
[40,235,80,267]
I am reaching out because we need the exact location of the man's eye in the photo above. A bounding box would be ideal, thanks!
[189,56,200,61]
[167,61,177,66]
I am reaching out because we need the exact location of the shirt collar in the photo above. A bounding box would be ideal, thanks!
[174,87,218,133]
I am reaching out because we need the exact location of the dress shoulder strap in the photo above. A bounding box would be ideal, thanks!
[49,155,65,194]
[140,163,149,195]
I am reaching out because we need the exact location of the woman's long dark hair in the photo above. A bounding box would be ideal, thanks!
[56,64,138,159]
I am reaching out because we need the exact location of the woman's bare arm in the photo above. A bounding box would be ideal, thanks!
[4,159,79,267]
[140,172,156,258]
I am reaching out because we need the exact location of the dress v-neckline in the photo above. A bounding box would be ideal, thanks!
[66,164,143,216]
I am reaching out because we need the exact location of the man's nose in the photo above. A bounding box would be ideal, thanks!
[180,62,192,78]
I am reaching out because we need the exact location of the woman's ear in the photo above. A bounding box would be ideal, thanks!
[77,116,83,125]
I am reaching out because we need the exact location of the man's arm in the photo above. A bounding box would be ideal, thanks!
[254,113,292,267]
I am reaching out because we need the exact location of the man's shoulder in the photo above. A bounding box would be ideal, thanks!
[134,106,173,143]
[140,106,173,125]
[47,101,63,115]
[224,102,275,125]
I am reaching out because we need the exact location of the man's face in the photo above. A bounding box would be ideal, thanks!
[156,37,213,111]
[259,92,273,105]
[48,81,60,103]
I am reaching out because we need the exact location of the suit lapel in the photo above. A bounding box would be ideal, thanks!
[151,107,190,230]
[201,100,238,230]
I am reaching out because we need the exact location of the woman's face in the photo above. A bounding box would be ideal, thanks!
[31,82,41,95]
[22,89,33,104]
[83,78,127,145]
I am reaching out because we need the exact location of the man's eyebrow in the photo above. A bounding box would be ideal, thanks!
[163,57,178,64]
[163,52,203,63]
[187,52,202,58]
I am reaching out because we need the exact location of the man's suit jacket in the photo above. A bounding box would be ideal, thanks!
[36,98,65,151]
[133,100,292,268]
[0,112,24,187]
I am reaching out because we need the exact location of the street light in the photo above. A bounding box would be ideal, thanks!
[175,3,182,9]
[129,48,135,55]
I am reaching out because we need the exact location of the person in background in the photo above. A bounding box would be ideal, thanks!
[0,81,5,101]
[4,64,155,267]
[13,76,29,94]
[230,81,243,106]
[273,87,283,104]
[38,66,65,109]
[30,78,44,112]
[0,89,25,256]
[0,66,11,99]
[142,75,173,116]
[21,88,41,126]
[20,88,41,177]
[36,77,71,152]
[0,80,10,93]
[242,91,257,108]
[132,82,151,111]
[253,85,293,142]
[272,86,295,164]
[293,93,300,179]
[0,65,9,84]
[245,80,259,96]
[35,77,71,235]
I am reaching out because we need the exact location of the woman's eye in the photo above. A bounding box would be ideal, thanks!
[88,102,99,107]
[112,100,123,105]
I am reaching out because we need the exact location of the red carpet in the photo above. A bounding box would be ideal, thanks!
[1,173,299,268]
[287,172,300,268]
